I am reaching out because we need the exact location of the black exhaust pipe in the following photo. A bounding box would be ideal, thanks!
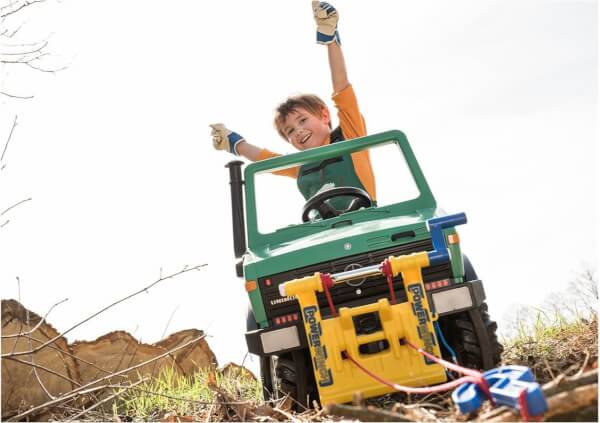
[225,161,246,258]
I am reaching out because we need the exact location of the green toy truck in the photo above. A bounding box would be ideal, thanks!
[224,130,502,407]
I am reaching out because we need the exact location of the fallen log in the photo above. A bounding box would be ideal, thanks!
[324,403,413,422]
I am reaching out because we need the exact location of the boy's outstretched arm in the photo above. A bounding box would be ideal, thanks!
[210,123,262,161]
[312,1,349,93]
[327,42,349,94]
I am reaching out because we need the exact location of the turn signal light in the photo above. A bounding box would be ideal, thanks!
[273,313,300,326]
[425,279,450,291]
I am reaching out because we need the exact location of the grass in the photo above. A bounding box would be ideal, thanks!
[111,366,264,421]
[108,270,598,421]
[501,312,597,384]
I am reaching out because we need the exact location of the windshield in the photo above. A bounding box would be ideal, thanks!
[254,142,421,234]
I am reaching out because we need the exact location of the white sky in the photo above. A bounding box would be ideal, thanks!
[1,0,598,375]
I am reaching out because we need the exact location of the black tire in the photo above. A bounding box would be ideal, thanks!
[259,355,274,401]
[437,256,503,370]
[439,302,503,370]
[271,350,318,410]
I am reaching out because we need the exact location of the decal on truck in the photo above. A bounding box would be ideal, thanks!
[407,283,436,364]
[303,305,333,387]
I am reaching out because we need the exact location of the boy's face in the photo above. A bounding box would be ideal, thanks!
[282,107,331,150]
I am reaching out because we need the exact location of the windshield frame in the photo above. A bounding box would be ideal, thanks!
[243,130,436,251]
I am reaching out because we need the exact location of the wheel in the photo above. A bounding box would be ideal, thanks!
[439,302,503,370]
[270,350,319,410]
[259,355,274,401]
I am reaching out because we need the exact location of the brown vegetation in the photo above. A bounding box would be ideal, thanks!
[1,299,217,421]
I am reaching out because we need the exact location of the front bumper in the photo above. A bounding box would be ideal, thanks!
[246,279,486,357]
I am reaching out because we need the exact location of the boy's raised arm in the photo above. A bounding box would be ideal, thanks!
[312,1,349,94]
[209,123,262,161]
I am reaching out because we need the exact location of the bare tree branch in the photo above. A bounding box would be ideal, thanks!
[2,264,207,358]
[125,386,256,406]
[25,308,56,401]
[0,196,32,216]
[4,381,134,421]
[1,114,17,162]
[10,333,118,378]
[2,297,68,339]
[0,90,34,99]
[7,332,208,421]
[0,39,48,56]
[65,377,149,422]
[25,59,68,73]
[4,355,81,387]
[1,0,47,19]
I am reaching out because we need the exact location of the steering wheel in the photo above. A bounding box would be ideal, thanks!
[302,186,373,223]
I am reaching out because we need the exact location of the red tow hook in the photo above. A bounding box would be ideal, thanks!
[380,259,397,304]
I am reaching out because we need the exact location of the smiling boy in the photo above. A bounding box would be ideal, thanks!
[211,1,376,204]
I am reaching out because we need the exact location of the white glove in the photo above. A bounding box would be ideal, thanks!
[312,1,341,45]
[209,123,244,156]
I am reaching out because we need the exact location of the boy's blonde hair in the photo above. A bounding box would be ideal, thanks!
[274,94,332,140]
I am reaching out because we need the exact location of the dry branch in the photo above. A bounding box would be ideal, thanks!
[2,264,207,358]
[542,368,597,397]
[1,297,68,339]
[7,332,208,421]
[1,0,47,19]
[544,383,598,420]
[1,114,17,163]
[325,403,412,422]
[3,355,81,386]
[9,333,114,376]
[65,377,149,422]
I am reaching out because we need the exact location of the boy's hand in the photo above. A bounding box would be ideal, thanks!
[209,123,244,156]
[312,1,341,45]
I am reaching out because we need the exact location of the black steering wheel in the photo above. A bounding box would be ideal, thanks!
[302,186,373,222]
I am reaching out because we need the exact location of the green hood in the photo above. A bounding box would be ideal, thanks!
[244,209,438,280]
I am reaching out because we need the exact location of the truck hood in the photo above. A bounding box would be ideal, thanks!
[243,210,437,279]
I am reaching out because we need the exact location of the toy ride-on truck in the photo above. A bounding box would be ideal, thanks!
[224,130,503,408]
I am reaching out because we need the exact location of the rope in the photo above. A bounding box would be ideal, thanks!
[343,351,481,393]
[343,338,495,406]
[434,321,457,364]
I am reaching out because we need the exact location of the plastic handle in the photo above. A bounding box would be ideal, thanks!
[452,365,548,416]
[427,213,467,265]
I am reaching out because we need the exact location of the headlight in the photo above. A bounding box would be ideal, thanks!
[432,286,473,314]
[260,326,301,353]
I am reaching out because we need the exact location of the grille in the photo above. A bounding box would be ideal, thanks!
[259,239,451,320]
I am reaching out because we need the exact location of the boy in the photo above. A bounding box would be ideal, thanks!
[211,1,377,206]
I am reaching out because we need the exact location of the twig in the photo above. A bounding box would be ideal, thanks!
[543,357,556,380]
[127,386,256,406]
[0,197,32,216]
[0,91,33,99]
[544,383,598,420]
[1,114,17,162]
[542,368,598,397]
[325,403,413,422]
[271,406,296,421]
[66,377,149,421]
[25,307,56,400]
[10,333,116,378]
[1,297,69,338]
[160,305,180,340]
[9,276,24,355]
[4,382,135,421]
[4,355,81,386]
[7,332,208,421]
[2,264,207,358]
[1,0,47,18]
[575,351,590,377]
